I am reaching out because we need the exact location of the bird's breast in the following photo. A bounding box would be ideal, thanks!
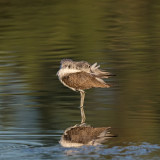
[57,68,81,79]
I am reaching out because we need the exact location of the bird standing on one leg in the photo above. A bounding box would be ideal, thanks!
[57,59,112,124]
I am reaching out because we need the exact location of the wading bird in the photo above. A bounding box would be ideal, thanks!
[57,59,113,124]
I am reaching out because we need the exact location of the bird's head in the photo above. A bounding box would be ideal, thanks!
[60,59,73,69]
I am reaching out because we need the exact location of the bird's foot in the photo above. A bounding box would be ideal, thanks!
[80,122,86,126]
[73,123,89,127]
[79,122,91,127]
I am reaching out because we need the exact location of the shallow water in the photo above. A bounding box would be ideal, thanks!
[0,0,160,159]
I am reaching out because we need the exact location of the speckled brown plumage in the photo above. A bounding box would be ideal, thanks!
[62,71,110,90]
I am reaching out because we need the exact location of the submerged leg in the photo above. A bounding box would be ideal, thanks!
[80,90,86,124]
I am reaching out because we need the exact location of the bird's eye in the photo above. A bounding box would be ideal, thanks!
[68,65,70,68]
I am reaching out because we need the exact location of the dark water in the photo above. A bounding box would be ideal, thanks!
[0,0,160,159]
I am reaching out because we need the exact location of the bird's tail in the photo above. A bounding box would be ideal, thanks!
[91,62,114,78]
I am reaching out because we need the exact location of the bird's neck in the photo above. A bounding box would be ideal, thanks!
[57,68,81,78]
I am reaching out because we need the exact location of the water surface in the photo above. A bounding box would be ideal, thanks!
[0,0,160,159]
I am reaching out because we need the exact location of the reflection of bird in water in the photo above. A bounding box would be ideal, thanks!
[57,59,113,124]
[60,124,117,147]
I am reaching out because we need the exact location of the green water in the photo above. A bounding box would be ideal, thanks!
[0,0,160,159]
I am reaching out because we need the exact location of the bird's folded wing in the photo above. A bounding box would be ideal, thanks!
[62,71,110,90]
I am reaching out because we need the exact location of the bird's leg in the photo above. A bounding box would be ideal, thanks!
[80,91,86,124]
